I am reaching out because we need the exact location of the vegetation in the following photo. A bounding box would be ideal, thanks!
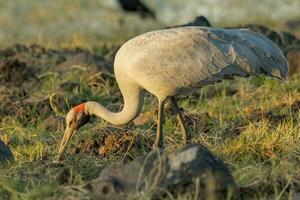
[0,0,300,199]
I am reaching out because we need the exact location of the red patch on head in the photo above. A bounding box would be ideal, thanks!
[74,103,85,113]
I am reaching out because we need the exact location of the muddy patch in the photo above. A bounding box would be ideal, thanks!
[74,127,148,157]
[0,58,36,87]
[0,44,113,88]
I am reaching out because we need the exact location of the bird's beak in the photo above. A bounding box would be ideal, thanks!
[57,127,76,160]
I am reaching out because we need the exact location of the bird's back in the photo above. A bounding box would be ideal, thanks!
[114,27,288,99]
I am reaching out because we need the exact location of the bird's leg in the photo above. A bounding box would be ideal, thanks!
[153,99,165,149]
[170,97,191,144]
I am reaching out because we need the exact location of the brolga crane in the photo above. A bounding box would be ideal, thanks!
[57,27,288,159]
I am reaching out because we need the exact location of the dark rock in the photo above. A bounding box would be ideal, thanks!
[117,0,156,19]
[0,58,35,87]
[286,19,300,29]
[169,16,211,29]
[287,47,300,76]
[179,16,211,27]
[84,144,237,199]
[0,139,13,164]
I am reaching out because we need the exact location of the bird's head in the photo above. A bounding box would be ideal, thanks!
[57,103,91,159]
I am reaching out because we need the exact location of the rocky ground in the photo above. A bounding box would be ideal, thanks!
[0,15,300,199]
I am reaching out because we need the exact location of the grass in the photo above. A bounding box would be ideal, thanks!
[1,0,300,199]
[1,72,300,199]
[0,0,299,48]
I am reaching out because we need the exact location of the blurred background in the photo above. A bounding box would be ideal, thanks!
[0,0,299,48]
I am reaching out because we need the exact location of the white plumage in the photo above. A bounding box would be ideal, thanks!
[57,26,287,157]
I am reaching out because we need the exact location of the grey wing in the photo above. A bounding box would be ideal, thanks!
[158,27,288,89]
[206,28,288,79]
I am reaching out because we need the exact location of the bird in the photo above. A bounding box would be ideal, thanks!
[117,0,156,19]
[57,26,288,159]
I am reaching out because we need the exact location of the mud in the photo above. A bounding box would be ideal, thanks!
[74,128,138,157]
[0,44,113,87]
[0,58,35,87]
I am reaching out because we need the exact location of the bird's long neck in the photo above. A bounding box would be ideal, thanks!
[85,81,144,126]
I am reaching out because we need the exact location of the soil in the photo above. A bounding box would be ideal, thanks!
[74,127,135,156]
[0,44,113,122]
